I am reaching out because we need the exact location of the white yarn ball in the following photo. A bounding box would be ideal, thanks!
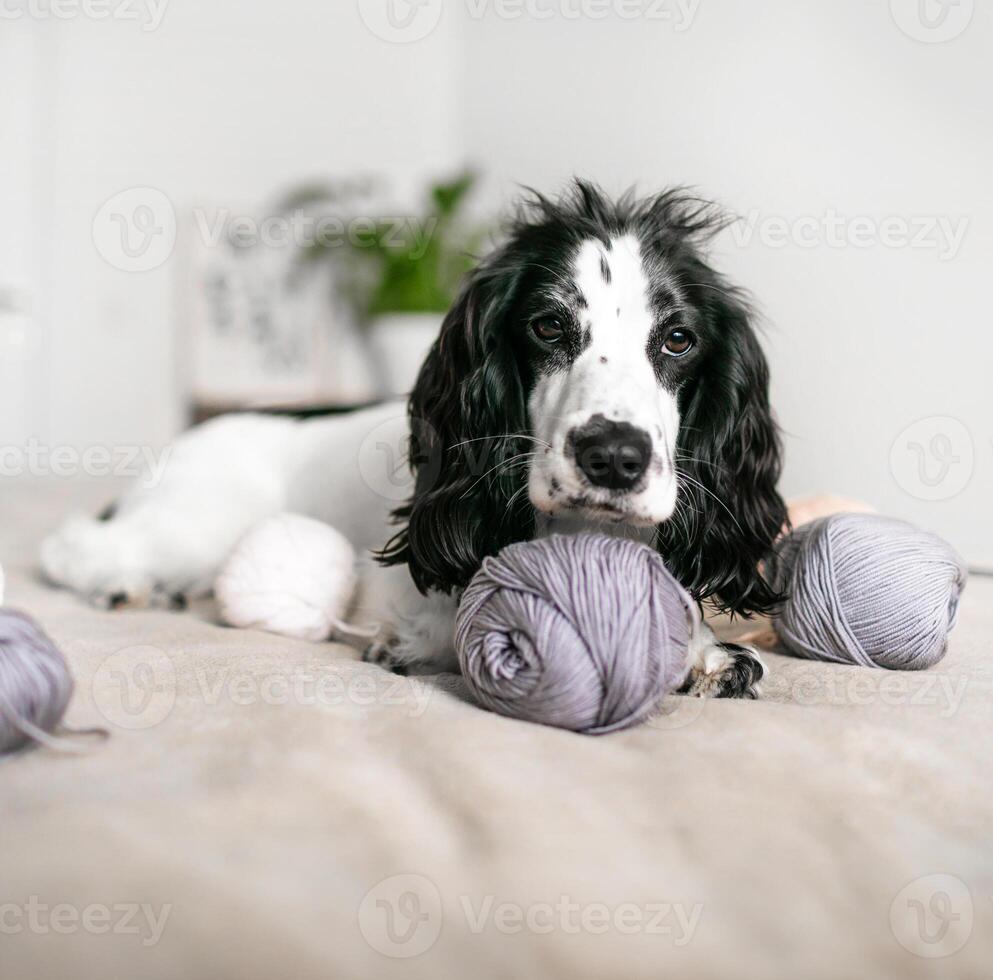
[215,514,360,642]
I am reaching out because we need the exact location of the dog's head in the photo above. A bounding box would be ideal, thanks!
[382,181,786,616]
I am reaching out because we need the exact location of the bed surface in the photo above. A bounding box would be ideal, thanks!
[3,477,991,979]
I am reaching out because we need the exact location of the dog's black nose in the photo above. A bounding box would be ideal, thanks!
[571,415,653,490]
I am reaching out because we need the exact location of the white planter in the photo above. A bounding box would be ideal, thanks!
[368,312,444,397]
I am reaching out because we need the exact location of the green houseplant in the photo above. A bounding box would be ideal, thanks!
[353,170,479,318]
[289,171,480,395]
[343,171,480,394]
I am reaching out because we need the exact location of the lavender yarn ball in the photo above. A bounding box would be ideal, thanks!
[455,534,695,735]
[0,610,75,753]
[774,513,967,670]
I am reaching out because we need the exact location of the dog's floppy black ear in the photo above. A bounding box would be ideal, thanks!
[658,284,787,616]
[379,260,534,594]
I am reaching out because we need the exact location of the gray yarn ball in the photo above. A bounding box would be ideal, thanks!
[455,534,695,735]
[774,513,967,670]
[0,610,75,753]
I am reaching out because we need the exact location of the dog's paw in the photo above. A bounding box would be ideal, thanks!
[683,642,765,699]
[41,517,188,612]
[362,638,409,676]
[95,586,188,612]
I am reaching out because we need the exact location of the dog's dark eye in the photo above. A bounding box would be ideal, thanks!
[662,329,694,356]
[531,318,565,344]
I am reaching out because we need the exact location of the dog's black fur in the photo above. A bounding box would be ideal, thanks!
[381,181,787,617]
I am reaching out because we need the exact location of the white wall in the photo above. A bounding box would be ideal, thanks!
[0,23,54,448]
[455,0,993,563]
[13,1,459,451]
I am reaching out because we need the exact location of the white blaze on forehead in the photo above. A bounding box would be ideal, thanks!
[565,233,665,419]
[573,234,655,358]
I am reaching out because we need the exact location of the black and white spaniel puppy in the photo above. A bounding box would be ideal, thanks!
[41,181,786,698]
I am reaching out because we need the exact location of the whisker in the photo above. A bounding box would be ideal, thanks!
[669,484,699,540]
[459,452,537,499]
[677,472,744,535]
[673,453,729,474]
[506,482,532,517]
[448,433,551,451]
